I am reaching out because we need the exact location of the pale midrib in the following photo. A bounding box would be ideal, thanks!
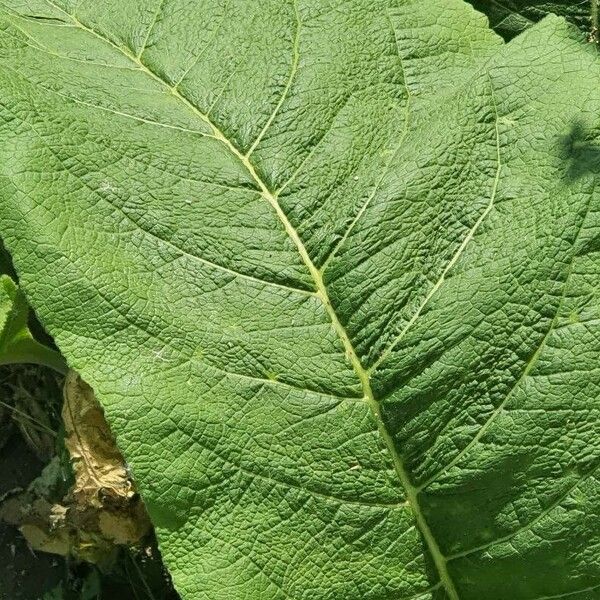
[255,163,462,600]
[40,3,460,596]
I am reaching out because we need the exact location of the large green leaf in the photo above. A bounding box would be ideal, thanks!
[467,0,591,39]
[0,0,599,597]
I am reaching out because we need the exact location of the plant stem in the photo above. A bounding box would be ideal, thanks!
[128,550,157,600]
[0,399,57,435]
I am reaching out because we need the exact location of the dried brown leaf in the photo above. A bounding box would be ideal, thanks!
[0,371,151,562]
[62,371,135,508]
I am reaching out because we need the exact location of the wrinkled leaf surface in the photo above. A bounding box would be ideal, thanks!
[0,1,599,598]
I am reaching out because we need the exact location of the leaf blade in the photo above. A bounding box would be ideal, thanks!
[0,2,599,599]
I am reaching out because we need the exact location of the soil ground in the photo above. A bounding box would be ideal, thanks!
[0,431,63,599]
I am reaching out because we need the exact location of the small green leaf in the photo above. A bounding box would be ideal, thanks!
[0,275,67,374]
